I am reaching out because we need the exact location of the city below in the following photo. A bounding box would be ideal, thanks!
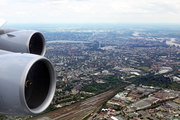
[2,23,180,120]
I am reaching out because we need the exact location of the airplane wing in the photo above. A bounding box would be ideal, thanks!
[0,19,7,28]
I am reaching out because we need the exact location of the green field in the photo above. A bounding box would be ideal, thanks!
[139,67,149,71]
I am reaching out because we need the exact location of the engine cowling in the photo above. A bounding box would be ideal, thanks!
[0,52,56,115]
[0,29,46,56]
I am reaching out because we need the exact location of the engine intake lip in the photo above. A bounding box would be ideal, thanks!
[27,32,46,56]
[19,56,55,114]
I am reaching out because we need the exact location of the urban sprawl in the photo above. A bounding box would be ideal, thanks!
[5,25,180,120]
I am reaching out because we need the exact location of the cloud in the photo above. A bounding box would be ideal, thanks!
[0,0,180,23]
[16,11,27,15]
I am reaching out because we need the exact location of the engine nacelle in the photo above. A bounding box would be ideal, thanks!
[0,52,56,115]
[0,29,46,56]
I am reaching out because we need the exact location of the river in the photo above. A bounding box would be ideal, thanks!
[166,38,180,47]
[47,40,92,43]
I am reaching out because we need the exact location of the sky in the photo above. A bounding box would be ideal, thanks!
[0,0,180,24]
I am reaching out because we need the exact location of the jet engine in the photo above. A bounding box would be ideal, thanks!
[0,51,56,115]
[0,29,46,56]
[0,28,56,115]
